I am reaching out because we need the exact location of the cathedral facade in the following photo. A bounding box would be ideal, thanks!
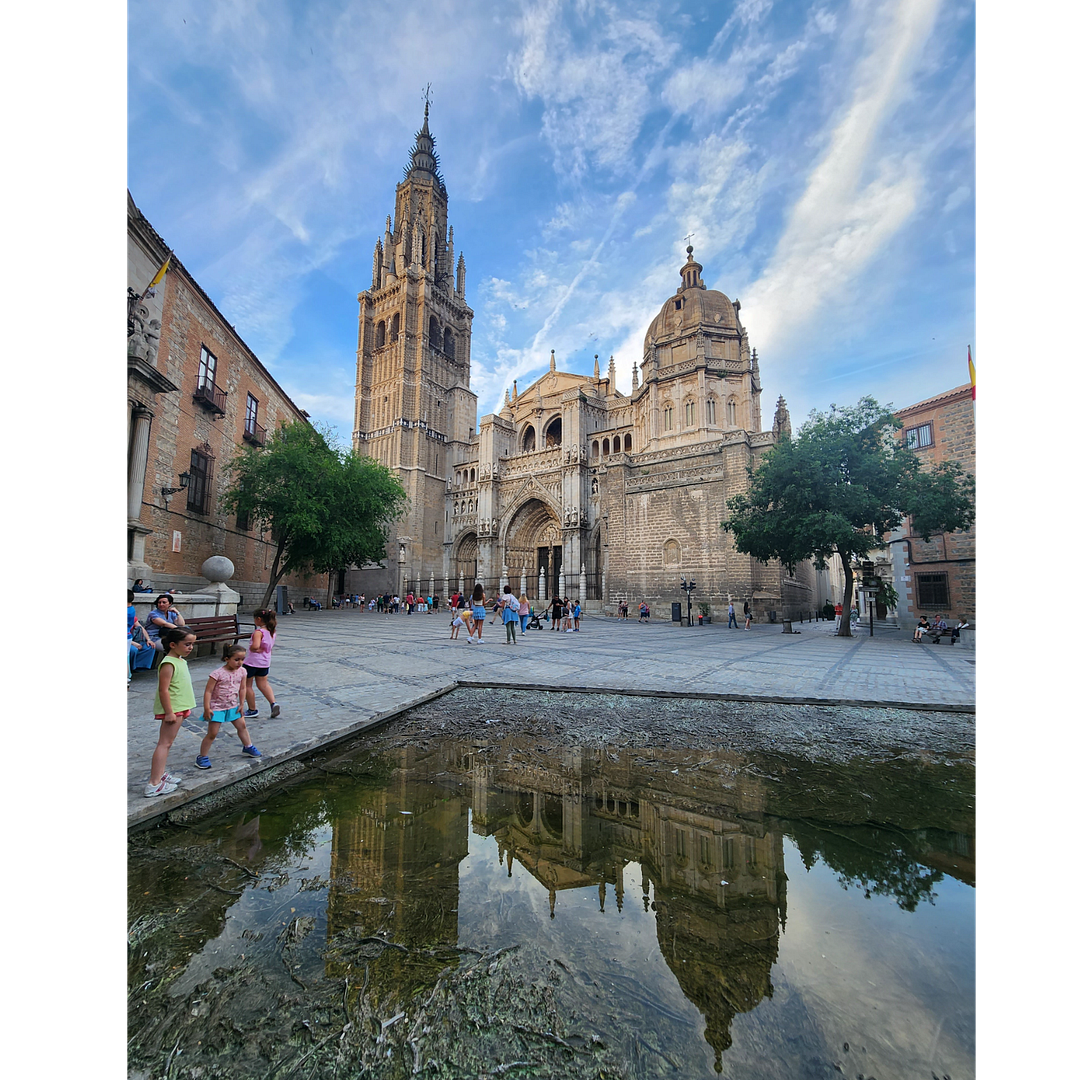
[352,111,814,619]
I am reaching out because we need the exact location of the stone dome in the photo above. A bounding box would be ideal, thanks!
[645,246,739,343]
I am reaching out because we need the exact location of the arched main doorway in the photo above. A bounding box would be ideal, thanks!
[502,498,562,598]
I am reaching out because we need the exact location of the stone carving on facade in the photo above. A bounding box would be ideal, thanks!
[128,302,162,364]
[480,463,491,479]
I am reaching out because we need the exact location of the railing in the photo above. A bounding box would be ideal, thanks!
[243,419,267,445]
[194,378,227,415]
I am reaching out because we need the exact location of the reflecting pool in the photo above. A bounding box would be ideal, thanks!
[129,694,973,1079]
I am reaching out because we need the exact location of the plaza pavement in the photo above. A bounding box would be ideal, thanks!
[127,606,975,828]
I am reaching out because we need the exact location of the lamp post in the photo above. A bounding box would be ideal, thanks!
[680,576,696,628]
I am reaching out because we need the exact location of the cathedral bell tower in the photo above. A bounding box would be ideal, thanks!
[353,103,477,592]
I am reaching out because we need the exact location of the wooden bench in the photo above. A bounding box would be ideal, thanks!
[186,614,252,658]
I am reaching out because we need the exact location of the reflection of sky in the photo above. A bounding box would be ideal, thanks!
[723,837,974,1078]
[457,810,714,1073]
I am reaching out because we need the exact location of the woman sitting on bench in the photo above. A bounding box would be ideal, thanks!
[913,615,931,642]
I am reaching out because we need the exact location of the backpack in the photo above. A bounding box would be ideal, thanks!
[505,595,520,613]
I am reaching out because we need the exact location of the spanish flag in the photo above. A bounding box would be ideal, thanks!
[967,346,975,401]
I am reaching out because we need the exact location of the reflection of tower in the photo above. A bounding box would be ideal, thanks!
[325,744,469,979]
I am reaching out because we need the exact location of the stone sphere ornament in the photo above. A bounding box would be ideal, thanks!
[201,555,235,583]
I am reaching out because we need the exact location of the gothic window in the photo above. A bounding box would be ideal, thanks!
[706,398,716,425]
[727,399,737,426]
[429,315,439,346]
[544,417,562,448]
[591,440,599,459]
[375,320,386,348]
[662,404,673,431]
[613,435,621,453]
[663,538,680,565]
[390,312,400,342]
[602,438,610,456]
[685,399,696,426]
[444,328,455,358]
[470,468,476,484]
[522,425,536,452]
[623,432,631,451]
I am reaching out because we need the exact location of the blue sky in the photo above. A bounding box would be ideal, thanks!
[128,0,974,439]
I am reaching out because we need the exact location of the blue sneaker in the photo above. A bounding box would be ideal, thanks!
[195,755,211,770]
[242,744,262,758]
[243,708,259,718]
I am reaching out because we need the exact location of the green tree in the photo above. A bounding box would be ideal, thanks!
[224,422,407,608]
[723,397,974,636]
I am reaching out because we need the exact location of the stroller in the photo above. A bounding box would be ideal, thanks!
[526,612,543,630]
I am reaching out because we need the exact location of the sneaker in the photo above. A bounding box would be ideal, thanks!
[144,778,178,798]
[242,744,262,758]
[195,756,212,770]
[466,636,475,644]
[270,703,281,719]
[244,709,259,718]
[162,771,183,784]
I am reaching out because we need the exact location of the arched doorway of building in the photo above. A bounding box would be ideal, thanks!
[453,531,478,590]
[503,498,561,599]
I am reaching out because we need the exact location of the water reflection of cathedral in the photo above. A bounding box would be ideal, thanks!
[326,741,787,1071]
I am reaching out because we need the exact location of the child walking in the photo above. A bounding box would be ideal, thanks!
[196,645,262,769]
[146,627,198,797]
[244,609,281,718]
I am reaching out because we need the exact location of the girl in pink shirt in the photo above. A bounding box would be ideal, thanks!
[243,609,280,718]
[195,645,262,769]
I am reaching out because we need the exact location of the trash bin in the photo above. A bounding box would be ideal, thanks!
[767,609,777,623]
[698,614,704,625]
[782,618,793,633]
[276,585,289,615]
[671,602,682,623]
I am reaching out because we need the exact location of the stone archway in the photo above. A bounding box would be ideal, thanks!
[452,531,478,589]
[502,497,561,596]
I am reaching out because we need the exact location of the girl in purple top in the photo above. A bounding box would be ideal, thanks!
[243,609,281,718]
[195,645,261,768]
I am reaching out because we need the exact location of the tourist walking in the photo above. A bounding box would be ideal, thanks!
[834,600,843,630]
[727,601,737,628]
[195,644,261,769]
[468,583,487,643]
[517,591,531,638]
[244,608,280,718]
[572,600,581,631]
[744,601,752,630]
[145,626,198,797]
[638,601,650,623]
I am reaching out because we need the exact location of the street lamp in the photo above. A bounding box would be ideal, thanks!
[161,470,191,507]
[680,576,697,628]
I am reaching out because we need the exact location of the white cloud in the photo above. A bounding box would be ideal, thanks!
[743,0,943,355]
[942,184,971,214]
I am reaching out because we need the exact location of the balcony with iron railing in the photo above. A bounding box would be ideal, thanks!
[194,377,227,415]
[243,419,267,445]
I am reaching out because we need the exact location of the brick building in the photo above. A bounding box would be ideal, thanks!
[885,384,976,631]
[351,109,816,619]
[127,193,319,604]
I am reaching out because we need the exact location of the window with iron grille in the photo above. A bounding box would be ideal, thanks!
[245,393,259,435]
[916,572,950,608]
[187,449,214,514]
[905,422,933,449]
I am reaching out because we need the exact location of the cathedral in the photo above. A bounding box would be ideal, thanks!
[352,108,814,619]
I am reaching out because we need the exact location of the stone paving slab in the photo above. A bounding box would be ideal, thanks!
[128,608,974,828]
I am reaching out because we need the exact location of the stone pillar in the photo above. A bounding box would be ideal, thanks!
[458,572,465,598]
[558,566,565,599]
[519,568,527,597]
[193,556,241,616]
[538,567,546,601]
[500,563,509,591]
[127,404,153,521]
[429,571,435,599]
[124,403,155,583]
[578,562,586,603]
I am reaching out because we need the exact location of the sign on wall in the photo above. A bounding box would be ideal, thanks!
[172,530,182,553]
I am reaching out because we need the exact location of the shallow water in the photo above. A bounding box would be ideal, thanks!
[129,702,974,1079]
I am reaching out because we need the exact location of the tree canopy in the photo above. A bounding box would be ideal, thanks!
[723,397,974,636]
[224,422,407,608]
